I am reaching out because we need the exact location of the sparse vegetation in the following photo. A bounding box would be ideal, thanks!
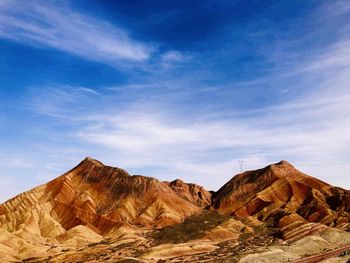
[150,211,231,244]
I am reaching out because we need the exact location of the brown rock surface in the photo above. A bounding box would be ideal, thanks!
[0,157,207,260]
[0,158,348,262]
[212,160,350,240]
[166,179,212,208]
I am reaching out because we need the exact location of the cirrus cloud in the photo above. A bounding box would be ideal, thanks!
[0,1,153,64]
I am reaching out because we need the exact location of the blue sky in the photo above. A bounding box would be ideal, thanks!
[1,0,350,201]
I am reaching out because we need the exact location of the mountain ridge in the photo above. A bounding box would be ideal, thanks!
[0,157,349,262]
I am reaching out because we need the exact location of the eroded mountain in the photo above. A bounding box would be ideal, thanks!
[0,158,349,262]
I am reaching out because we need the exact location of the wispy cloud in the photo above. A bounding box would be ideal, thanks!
[0,1,153,64]
[1,0,350,202]
[23,75,350,191]
[73,88,350,190]
[160,50,190,69]
[20,18,350,190]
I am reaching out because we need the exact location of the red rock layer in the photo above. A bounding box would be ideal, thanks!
[0,157,348,250]
[212,160,350,239]
[0,157,209,238]
[166,179,212,208]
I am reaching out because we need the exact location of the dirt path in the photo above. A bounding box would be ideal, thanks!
[292,245,350,263]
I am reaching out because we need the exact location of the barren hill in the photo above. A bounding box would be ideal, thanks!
[213,161,350,241]
[0,158,349,262]
[0,157,211,261]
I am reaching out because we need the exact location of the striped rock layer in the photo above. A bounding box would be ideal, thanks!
[212,160,350,240]
[0,158,348,261]
[0,158,211,255]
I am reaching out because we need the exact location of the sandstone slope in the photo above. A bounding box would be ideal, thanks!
[212,160,350,241]
[0,157,211,261]
[0,158,349,262]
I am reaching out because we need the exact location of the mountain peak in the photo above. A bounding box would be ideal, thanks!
[0,158,349,262]
[275,160,293,166]
[80,156,104,167]
[272,160,299,171]
[212,160,349,241]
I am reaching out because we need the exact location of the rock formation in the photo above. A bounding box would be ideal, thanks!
[212,160,350,241]
[0,157,212,233]
[0,158,348,262]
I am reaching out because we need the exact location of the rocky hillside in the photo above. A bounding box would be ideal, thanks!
[212,160,350,241]
[0,157,211,261]
[0,158,348,262]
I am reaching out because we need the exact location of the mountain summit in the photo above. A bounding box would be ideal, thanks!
[213,161,349,241]
[0,158,349,262]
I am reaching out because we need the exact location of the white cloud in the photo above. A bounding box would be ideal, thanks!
[301,40,350,73]
[0,1,153,64]
[73,87,350,190]
[161,51,187,62]
[0,153,35,168]
[68,27,350,188]
[19,34,350,191]
[0,175,22,203]
[1,0,350,202]
[160,50,189,69]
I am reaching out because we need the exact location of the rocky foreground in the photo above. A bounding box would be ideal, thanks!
[0,158,349,262]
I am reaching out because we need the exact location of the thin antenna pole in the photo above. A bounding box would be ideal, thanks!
[238,160,244,173]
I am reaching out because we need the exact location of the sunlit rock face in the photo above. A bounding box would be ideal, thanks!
[166,178,212,208]
[0,157,206,234]
[212,160,350,240]
[0,158,348,262]
[0,157,210,260]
